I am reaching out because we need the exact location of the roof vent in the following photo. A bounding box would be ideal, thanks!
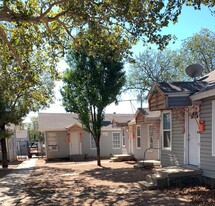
[185,64,203,80]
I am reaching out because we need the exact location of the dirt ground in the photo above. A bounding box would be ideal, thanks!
[0,159,24,178]
[2,158,215,206]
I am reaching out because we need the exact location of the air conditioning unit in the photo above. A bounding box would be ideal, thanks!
[48,145,58,151]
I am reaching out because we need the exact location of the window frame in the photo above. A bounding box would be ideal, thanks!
[112,132,121,149]
[136,125,141,149]
[162,111,172,150]
[90,135,96,150]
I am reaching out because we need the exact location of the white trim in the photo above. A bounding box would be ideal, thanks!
[161,110,172,150]
[212,100,215,156]
[136,125,141,149]
[184,111,189,165]
[168,93,190,97]
[191,88,215,101]
[112,132,121,149]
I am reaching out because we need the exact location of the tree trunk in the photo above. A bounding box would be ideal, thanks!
[96,136,101,166]
[0,137,8,168]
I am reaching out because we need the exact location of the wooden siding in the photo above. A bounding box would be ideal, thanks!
[136,113,145,122]
[161,110,184,167]
[200,97,215,178]
[149,91,166,111]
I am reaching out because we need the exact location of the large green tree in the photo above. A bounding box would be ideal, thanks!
[0,62,55,168]
[0,1,214,70]
[126,49,181,103]
[175,28,215,76]
[61,29,126,166]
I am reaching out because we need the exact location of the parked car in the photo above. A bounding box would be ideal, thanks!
[28,142,39,158]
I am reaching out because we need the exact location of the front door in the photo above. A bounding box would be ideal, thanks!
[187,109,200,166]
[70,130,81,155]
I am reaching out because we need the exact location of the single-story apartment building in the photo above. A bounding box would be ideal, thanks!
[147,69,215,186]
[38,113,133,160]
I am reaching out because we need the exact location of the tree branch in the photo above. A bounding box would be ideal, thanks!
[0,26,22,68]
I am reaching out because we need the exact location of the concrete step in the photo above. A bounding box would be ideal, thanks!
[139,166,202,190]
[138,181,157,190]
[146,174,167,188]
[110,154,135,162]
[134,160,161,169]
[110,157,119,162]
[154,166,202,178]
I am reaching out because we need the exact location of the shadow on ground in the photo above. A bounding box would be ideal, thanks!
[13,164,196,206]
[0,160,24,178]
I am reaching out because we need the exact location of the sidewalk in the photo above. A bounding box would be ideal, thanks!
[0,158,37,206]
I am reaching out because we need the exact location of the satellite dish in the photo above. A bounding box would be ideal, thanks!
[185,64,203,79]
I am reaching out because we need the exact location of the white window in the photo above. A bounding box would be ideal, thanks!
[162,111,171,150]
[148,124,154,148]
[47,132,57,146]
[212,100,215,156]
[90,136,96,149]
[112,132,121,149]
[136,125,141,149]
[122,129,126,147]
[47,132,58,151]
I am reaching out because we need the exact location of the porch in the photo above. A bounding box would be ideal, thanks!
[139,166,202,190]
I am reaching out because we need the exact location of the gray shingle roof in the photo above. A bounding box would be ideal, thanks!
[39,113,134,131]
[104,114,134,123]
[39,113,79,131]
[200,69,215,83]
[156,81,205,94]
[137,108,160,118]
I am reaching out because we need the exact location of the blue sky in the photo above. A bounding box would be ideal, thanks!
[37,5,215,116]
[132,5,215,55]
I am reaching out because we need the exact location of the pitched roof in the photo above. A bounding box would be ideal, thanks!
[104,114,134,123]
[39,113,134,131]
[200,69,215,84]
[137,108,160,118]
[196,70,215,93]
[39,113,79,131]
[155,81,205,94]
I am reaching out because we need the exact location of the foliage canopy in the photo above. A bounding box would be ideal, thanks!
[0,0,214,69]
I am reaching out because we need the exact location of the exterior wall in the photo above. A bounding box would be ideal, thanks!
[82,128,127,158]
[129,113,160,160]
[0,133,17,162]
[45,127,129,160]
[16,127,28,141]
[200,97,215,179]
[45,131,69,160]
[161,109,184,167]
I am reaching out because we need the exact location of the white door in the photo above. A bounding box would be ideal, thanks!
[70,131,81,155]
[188,114,200,166]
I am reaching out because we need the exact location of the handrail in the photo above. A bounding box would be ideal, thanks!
[143,147,160,160]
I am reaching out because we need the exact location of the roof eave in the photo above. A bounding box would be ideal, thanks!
[191,88,215,101]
